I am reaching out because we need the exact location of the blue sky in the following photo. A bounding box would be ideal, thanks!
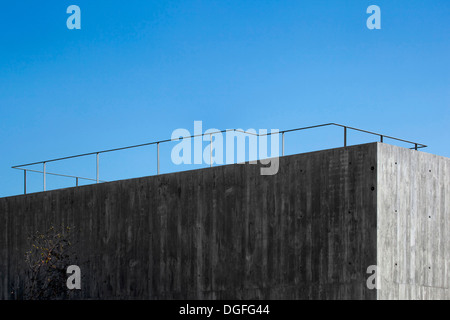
[0,0,449,196]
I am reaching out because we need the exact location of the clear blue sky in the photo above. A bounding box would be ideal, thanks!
[0,0,449,197]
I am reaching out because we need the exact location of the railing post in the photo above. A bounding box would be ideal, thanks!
[210,133,213,167]
[344,127,347,147]
[380,135,384,143]
[415,144,418,151]
[43,162,46,191]
[157,142,160,175]
[96,153,99,183]
[24,170,27,195]
[282,132,285,156]
[76,177,79,187]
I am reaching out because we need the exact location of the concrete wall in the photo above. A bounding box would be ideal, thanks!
[0,143,378,300]
[377,143,450,299]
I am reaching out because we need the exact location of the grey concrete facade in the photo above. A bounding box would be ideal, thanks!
[0,142,448,299]
[377,143,450,299]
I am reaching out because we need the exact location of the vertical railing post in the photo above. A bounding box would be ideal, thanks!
[157,142,160,175]
[43,162,46,191]
[344,127,347,147]
[415,144,418,151]
[24,170,27,195]
[96,153,99,183]
[76,177,79,187]
[210,133,213,167]
[380,135,384,143]
[282,132,285,156]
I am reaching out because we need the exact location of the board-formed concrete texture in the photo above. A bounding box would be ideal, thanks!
[0,142,448,299]
[377,143,450,299]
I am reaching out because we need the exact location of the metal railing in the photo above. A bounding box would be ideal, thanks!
[12,123,427,194]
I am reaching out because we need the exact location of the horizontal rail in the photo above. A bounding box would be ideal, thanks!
[11,129,257,168]
[329,123,427,148]
[12,123,427,195]
[259,123,428,149]
[14,168,108,183]
[11,124,426,168]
